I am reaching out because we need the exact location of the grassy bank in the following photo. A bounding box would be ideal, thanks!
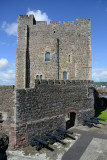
[95,108,107,122]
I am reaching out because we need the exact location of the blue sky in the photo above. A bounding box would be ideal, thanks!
[0,0,107,85]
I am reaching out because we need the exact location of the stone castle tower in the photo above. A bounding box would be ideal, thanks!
[0,15,94,149]
[15,15,92,89]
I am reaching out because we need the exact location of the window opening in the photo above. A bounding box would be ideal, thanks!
[36,75,39,79]
[40,75,42,79]
[63,71,67,80]
[68,55,70,62]
[0,113,2,120]
[0,113,3,122]
[45,52,50,61]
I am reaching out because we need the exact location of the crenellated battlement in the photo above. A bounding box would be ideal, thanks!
[18,14,34,20]
[36,21,47,25]
[76,18,90,25]
[50,21,61,25]
[18,14,90,26]
[35,79,93,87]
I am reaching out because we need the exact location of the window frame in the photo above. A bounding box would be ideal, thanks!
[40,75,43,80]
[63,71,67,80]
[0,113,3,122]
[36,75,39,79]
[68,55,70,62]
[45,52,50,62]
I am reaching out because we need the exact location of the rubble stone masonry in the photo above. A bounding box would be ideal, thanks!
[0,86,16,148]
[0,80,94,148]
[15,80,94,147]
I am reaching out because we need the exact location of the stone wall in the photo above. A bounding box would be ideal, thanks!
[0,86,16,148]
[0,81,94,148]
[15,80,94,147]
[15,15,92,89]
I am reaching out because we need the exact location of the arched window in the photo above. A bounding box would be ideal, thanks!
[63,71,67,80]
[68,55,70,62]
[36,75,39,79]
[40,75,42,79]
[45,52,50,61]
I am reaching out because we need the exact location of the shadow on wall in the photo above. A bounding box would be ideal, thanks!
[95,107,106,118]
[0,152,7,160]
[0,132,9,160]
[94,88,107,120]
[94,88,107,109]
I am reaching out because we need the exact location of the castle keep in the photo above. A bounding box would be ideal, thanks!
[0,15,94,149]
[16,15,92,89]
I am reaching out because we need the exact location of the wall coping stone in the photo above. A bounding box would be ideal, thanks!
[35,79,94,86]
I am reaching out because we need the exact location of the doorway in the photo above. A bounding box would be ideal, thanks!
[66,112,76,129]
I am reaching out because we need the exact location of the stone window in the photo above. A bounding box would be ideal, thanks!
[36,75,39,79]
[36,75,43,79]
[40,75,42,79]
[0,113,3,122]
[63,71,67,80]
[0,113,2,120]
[68,55,70,62]
[45,52,50,61]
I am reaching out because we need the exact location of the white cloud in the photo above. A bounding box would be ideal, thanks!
[26,9,51,24]
[92,68,107,82]
[0,69,15,85]
[0,58,15,85]
[0,58,9,71]
[1,9,50,36]
[1,21,17,36]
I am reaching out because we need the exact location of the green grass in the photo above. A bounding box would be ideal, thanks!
[95,108,107,122]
